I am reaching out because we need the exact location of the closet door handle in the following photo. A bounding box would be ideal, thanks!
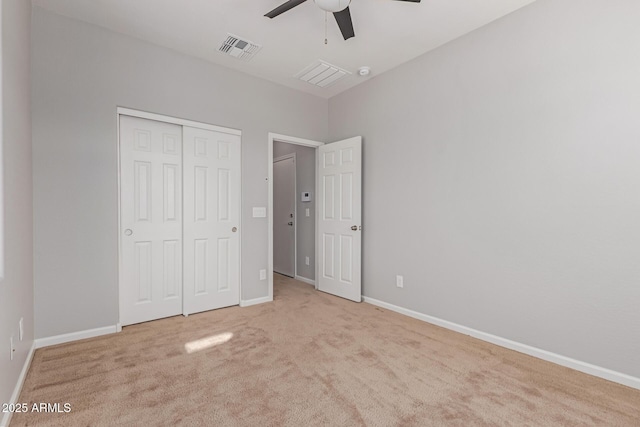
[124,229,133,236]
[232,227,238,232]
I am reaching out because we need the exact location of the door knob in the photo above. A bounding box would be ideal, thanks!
[288,222,294,226]
[232,227,238,232]
[124,229,133,236]
[351,225,358,231]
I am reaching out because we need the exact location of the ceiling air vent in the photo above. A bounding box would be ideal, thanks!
[219,34,262,61]
[295,60,351,88]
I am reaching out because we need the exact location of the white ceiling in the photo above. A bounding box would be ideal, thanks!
[32,0,536,99]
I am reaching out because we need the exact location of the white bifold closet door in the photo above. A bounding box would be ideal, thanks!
[120,115,240,326]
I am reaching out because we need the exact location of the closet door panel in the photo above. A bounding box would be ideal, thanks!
[183,127,241,314]
[120,116,183,326]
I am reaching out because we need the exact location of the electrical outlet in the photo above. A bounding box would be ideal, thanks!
[10,336,15,361]
[305,208,310,217]
[259,269,267,280]
[19,318,24,341]
[305,257,310,266]
[396,275,404,288]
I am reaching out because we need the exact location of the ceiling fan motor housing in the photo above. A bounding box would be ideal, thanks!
[314,0,351,13]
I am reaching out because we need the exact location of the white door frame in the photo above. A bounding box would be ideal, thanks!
[117,107,242,330]
[273,153,297,277]
[267,133,324,301]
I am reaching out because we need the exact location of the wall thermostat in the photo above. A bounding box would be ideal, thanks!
[301,192,311,202]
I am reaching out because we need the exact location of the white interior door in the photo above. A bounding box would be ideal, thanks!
[120,116,183,325]
[183,126,241,315]
[273,155,296,277]
[317,136,362,302]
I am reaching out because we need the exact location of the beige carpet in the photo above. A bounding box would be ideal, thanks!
[12,275,640,426]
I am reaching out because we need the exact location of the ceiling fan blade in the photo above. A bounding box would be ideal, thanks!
[265,0,308,19]
[333,7,355,40]
[395,0,422,2]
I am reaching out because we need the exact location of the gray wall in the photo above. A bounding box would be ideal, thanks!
[32,8,328,338]
[0,0,34,413]
[329,0,640,378]
[273,141,316,281]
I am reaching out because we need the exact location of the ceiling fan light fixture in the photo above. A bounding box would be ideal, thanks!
[314,0,351,13]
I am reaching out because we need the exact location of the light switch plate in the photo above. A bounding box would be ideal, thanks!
[253,207,267,218]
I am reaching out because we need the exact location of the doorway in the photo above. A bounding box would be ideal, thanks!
[267,133,363,303]
[267,134,324,299]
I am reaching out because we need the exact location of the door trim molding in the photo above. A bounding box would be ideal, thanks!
[117,107,241,135]
[267,133,324,302]
[117,108,242,327]
[274,153,296,163]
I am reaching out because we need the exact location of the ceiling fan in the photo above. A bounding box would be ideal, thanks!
[264,0,421,41]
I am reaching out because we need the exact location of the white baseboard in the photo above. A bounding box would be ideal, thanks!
[34,325,119,349]
[363,296,640,391]
[294,275,315,286]
[240,296,272,307]
[1,342,36,427]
